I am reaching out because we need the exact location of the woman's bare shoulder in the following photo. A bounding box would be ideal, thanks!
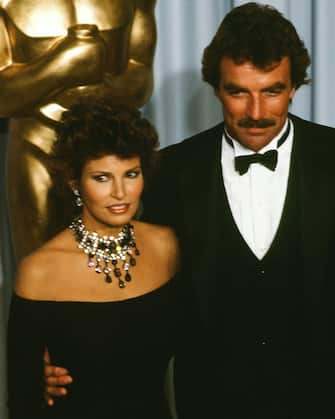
[135,221,180,272]
[136,220,178,246]
[14,229,74,299]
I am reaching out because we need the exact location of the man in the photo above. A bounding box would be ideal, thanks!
[0,0,156,260]
[44,3,335,418]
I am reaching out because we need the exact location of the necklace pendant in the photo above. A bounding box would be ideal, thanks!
[88,254,95,268]
[105,274,112,283]
[70,217,139,288]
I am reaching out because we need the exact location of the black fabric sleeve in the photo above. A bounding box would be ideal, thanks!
[142,146,180,228]
[7,295,48,419]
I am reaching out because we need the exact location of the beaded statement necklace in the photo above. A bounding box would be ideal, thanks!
[69,217,140,288]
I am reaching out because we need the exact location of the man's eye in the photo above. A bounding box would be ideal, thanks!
[267,89,282,96]
[228,90,243,97]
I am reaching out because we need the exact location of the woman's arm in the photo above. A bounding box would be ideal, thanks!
[7,295,47,418]
[7,253,54,418]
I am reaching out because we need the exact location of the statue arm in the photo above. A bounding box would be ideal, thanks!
[59,0,157,109]
[0,9,11,70]
[103,0,157,107]
[131,0,157,67]
[0,10,106,117]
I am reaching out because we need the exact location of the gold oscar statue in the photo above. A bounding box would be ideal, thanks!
[0,0,157,260]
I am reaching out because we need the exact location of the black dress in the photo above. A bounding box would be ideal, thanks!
[7,278,180,419]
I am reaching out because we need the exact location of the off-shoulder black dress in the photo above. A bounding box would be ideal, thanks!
[7,278,180,419]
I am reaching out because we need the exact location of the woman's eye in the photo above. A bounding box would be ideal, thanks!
[126,170,141,178]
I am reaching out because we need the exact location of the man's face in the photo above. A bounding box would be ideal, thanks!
[216,56,295,151]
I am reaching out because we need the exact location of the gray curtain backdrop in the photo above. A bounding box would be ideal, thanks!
[1,1,335,417]
[145,0,335,149]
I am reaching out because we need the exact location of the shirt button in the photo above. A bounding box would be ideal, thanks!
[258,337,270,345]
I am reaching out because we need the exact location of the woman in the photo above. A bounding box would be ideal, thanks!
[7,102,180,419]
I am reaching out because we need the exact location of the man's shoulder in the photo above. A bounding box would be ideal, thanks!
[160,121,224,159]
[290,113,335,139]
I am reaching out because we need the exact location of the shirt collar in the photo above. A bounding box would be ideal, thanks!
[224,119,290,157]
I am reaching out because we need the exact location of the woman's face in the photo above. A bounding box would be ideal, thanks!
[76,154,144,232]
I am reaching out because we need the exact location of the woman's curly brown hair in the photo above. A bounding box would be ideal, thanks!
[52,100,159,185]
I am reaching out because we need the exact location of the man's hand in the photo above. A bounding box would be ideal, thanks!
[44,349,73,406]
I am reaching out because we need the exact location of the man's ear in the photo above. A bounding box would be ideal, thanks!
[289,86,296,100]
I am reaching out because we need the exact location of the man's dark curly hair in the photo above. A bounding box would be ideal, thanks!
[52,101,159,185]
[202,2,311,90]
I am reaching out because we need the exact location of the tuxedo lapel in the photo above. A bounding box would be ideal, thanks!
[181,132,223,244]
[292,117,335,304]
[178,124,224,322]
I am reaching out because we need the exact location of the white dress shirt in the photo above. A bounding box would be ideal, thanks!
[221,119,294,260]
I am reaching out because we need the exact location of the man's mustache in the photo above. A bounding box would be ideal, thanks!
[238,118,276,128]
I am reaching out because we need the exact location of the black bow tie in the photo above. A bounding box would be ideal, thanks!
[226,121,291,175]
[235,149,278,175]
[225,122,291,175]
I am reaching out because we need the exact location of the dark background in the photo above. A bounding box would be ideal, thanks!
[0,119,7,134]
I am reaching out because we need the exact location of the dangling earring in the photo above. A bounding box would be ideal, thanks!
[72,188,83,207]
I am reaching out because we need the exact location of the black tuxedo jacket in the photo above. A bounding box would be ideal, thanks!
[143,114,335,417]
